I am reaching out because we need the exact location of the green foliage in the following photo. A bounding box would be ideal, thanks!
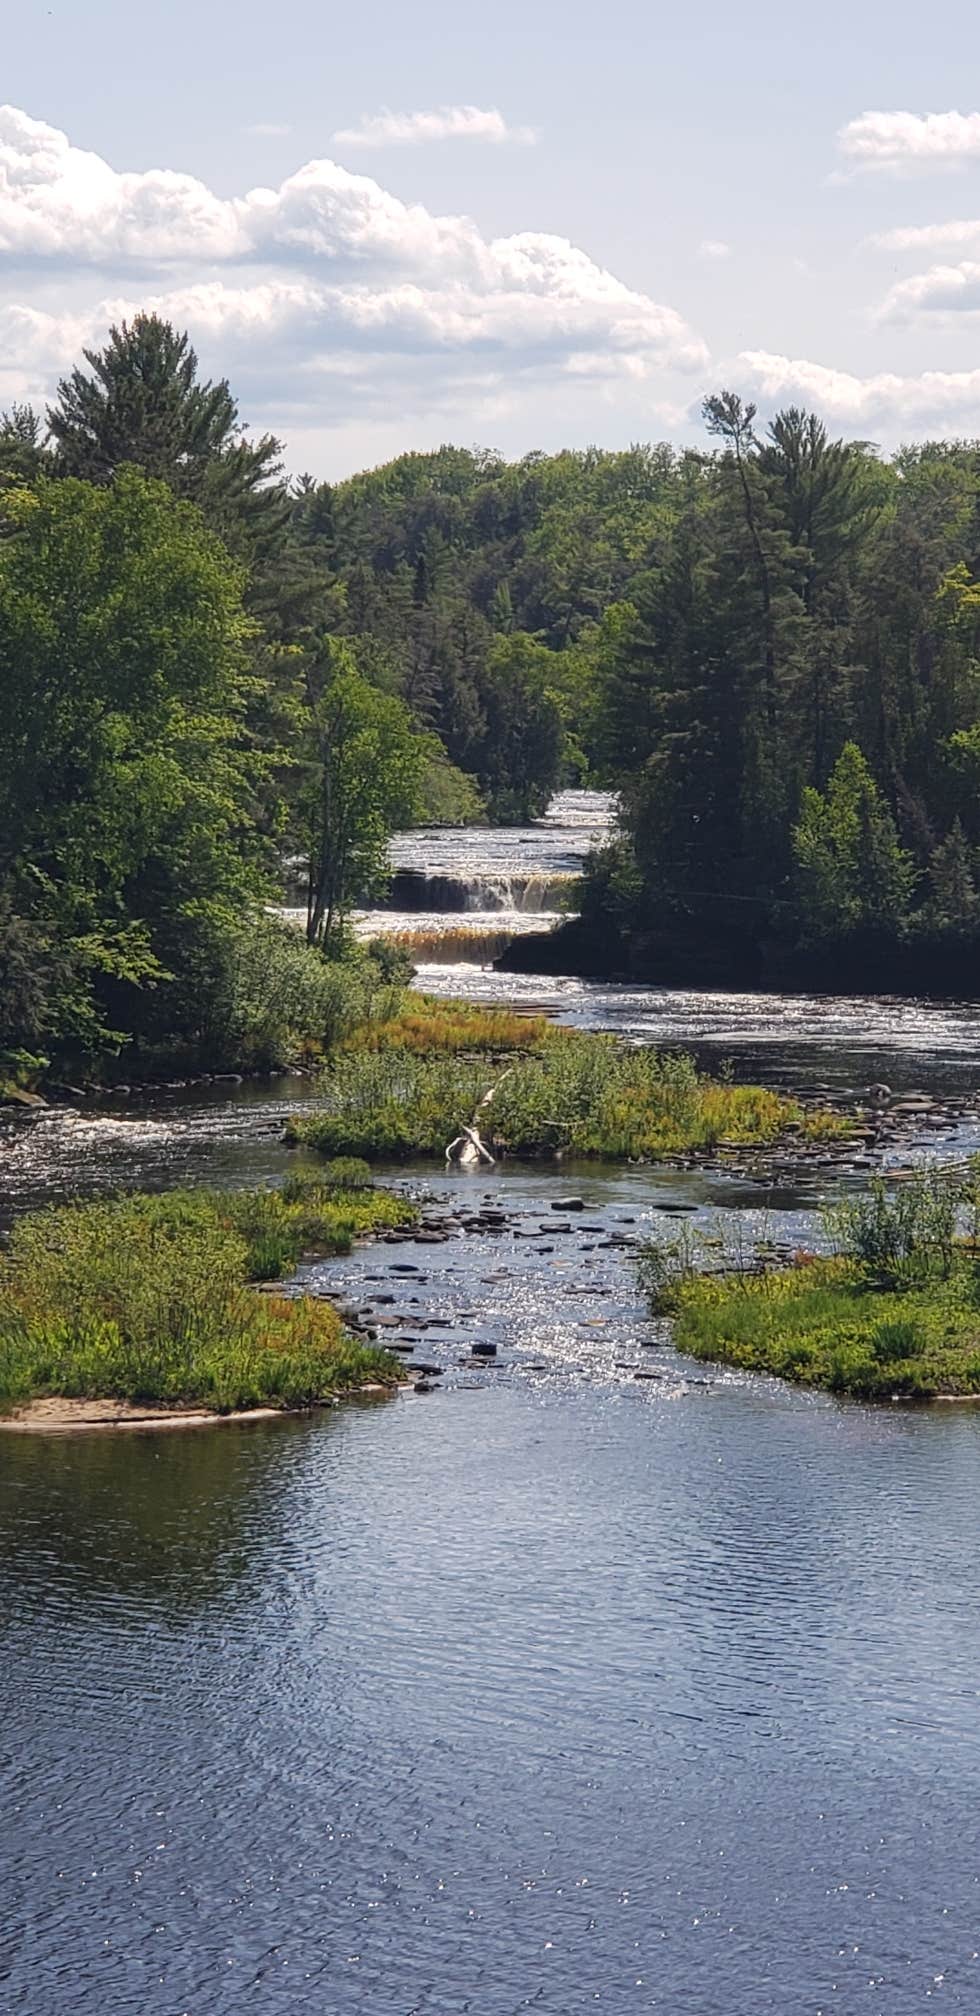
[158,912,406,1070]
[825,1168,960,1288]
[645,1163,980,1398]
[663,1256,980,1400]
[415,734,486,825]
[793,744,915,943]
[0,467,267,1062]
[580,400,980,969]
[473,633,565,821]
[288,1024,814,1162]
[295,640,427,949]
[0,1180,413,1413]
[47,314,288,582]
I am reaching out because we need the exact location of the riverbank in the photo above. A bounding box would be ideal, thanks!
[644,1169,980,1400]
[0,1386,404,1435]
[0,1174,414,1421]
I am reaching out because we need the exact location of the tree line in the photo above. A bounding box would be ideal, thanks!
[4,316,980,1075]
[573,395,980,988]
[0,313,636,1073]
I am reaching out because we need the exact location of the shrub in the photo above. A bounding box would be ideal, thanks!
[0,1181,414,1413]
[827,1169,960,1288]
[290,1027,813,1163]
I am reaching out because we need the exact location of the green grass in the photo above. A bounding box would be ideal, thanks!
[664,1259,980,1399]
[287,1025,835,1163]
[0,1171,416,1414]
[346,997,552,1055]
[644,1169,980,1399]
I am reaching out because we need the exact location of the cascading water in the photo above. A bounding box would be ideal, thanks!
[359,788,616,958]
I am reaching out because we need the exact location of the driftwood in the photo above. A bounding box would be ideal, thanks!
[445,1123,495,1169]
[445,1068,514,1169]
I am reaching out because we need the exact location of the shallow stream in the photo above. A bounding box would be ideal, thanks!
[3,793,980,2014]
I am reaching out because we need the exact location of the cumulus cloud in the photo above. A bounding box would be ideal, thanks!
[735,348,980,430]
[697,239,731,260]
[838,109,980,173]
[879,260,980,320]
[0,104,706,430]
[870,217,980,252]
[332,105,536,148]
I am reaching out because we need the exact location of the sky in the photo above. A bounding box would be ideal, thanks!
[6,0,980,477]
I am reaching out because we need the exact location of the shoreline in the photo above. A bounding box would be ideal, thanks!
[0,1382,403,1437]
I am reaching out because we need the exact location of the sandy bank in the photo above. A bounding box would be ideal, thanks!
[0,1384,399,1436]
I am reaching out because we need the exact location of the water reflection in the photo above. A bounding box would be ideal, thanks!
[3,1388,979,2013]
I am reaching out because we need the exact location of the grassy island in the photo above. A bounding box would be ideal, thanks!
[0,1167,413,1418]
[645,1171,980,1400]
[287,998,841,1163]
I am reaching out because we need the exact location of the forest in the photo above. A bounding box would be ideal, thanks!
[3,311,980,1080]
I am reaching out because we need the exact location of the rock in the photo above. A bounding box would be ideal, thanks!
[867,1082,892,1103]
[407,1363,444,1377]
[557,1197,586,1212]
[413,1379,437,1394]
[471,1341,498,1358]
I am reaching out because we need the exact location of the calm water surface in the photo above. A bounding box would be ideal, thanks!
[3,1384,979,2014]
[3,791,980,2013]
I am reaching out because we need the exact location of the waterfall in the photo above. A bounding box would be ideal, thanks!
[385,869,580,915]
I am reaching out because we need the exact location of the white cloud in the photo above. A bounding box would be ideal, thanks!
[0,104,705,431]
[735,348,980,430]
[879,259,980,319]
[838,109,980,173]
[697,239,731,260]
[870,217,980,252]
[332,105,536,149]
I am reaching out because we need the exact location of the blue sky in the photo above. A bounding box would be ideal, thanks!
[5,0,980,474]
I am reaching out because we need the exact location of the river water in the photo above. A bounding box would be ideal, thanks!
[3,793,980,2016]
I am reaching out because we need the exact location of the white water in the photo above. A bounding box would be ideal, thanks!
[365,789,980,1098]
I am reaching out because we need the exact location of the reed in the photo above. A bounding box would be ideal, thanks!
[347,997,552,1056]
[0,1175,414,1413]
[289,1030,826,1161]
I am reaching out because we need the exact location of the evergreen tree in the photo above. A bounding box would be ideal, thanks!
[48,315,290,586]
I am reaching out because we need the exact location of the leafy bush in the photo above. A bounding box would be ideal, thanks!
[132,912,409,1073]
[826,1169,960,1288]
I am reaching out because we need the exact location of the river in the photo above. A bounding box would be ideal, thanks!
[3,793,980,2014]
